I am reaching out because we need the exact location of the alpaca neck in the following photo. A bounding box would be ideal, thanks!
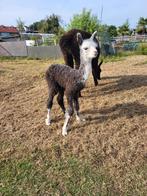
[79,57,92,81]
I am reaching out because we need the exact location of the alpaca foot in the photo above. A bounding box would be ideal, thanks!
[46,109,51,125]
[62,126,68,136]
[62,112,70,136]
[76,115,85,123]
[45,118,51,125]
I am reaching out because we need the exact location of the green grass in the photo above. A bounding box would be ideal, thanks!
[101,51,147,63]
[0,54,125,63]
[0,56,65,62]
[0,151,116,196]
[1,49,146,64]
[101,55,125,63]
[136,43,147,55]
[0,149,146,196]
[0,56,27,61]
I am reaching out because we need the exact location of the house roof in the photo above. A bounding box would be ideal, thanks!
[0,25,19,33]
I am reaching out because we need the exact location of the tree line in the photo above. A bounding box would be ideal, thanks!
[17,9,147,38]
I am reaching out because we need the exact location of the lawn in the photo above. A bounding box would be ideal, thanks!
[0,55,147,195]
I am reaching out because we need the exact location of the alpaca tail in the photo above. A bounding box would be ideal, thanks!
[45,68,50,81]
[45,65,55,85]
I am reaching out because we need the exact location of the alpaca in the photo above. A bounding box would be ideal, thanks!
[46,31,98,136]
[59,29,103,86]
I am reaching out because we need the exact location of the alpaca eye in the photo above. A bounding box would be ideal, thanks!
[84,47,88,50]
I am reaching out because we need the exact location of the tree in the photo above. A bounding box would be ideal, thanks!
[68,9,101,33]
[54,26,65,44]
[29,21,40,32]
[118,20,130,35]
[29,14,62,34]
[107,25,118,37]
[46,14,61,34]
[136,17,147,34]
[16,17,25,32]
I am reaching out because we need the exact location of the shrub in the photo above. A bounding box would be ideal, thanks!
[136,43,147,55]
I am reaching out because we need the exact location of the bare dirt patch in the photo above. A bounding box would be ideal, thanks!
[0,55,147,194]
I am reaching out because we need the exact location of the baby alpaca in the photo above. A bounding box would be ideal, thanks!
[45,31,98,136]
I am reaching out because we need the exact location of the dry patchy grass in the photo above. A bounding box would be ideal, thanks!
[0,55,147,195]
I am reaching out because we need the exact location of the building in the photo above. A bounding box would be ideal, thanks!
[0,25,20,42]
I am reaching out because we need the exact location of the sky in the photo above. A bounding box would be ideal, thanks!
[0,0,147,28]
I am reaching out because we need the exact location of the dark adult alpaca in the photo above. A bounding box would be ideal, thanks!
[59,29,102,86]
[46,31,98,136]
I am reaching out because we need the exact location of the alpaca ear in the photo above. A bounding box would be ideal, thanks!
[77,33,83,45]
[90,31,97,40]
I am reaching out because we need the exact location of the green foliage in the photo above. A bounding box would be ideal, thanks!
[16,17,25,32]
[54,26,65,44]
[107,25,118,37]
[68,9,101,33]
[1,150,146,195]
[118,19,130,35]
[46,14,61,34]
[29,14,62,34]
[136,43,147,55]
[136,17,147,34]
[0,155,116,195]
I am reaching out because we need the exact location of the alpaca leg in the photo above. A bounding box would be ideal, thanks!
[57,90,65,114]
[62,96,73,136]
[46,90,56,125]
[73,96,80,122]
[72,54,82,97]
[62,112,70,136]
[92,57,100,86]
[73,96,85,123]
[73,54,80,70]
[92,60,102,85]
[46,109,51,125]
[71,46,80,69]
[63,52,74,68]
[92,68,98,86]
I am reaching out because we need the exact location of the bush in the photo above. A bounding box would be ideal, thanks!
[136,43,147,55]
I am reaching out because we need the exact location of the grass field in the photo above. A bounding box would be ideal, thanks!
[0,55,147,195]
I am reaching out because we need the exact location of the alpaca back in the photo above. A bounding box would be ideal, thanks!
[46,64,84,90]
[59,29,100,56]
[59,29,91,53]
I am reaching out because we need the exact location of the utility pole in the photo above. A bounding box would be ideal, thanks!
[100,5,103,24]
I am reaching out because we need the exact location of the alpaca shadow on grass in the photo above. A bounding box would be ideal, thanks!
[100,75,147,95]
[84,74,147,98]
[48,102,147,133]
[73,101,147,130]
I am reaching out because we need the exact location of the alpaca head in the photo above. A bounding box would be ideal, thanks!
[77,31,99,62]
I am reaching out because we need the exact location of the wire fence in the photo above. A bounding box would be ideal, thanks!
[0,34,147,58]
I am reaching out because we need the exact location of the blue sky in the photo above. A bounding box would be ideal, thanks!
[0,0,147,28]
